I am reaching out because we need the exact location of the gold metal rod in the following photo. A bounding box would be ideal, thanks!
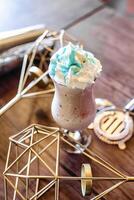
[55,180,60,200]
[5,173,54,179]
[58,176,126,181]
[36,180,56,200]
[62,133,125,178]
[31,148,56,176]
[4,141,12,171]
[17,53,28,94]
[35,178,39,200]
[55,132,60,200]
[13,145,19,200]
[29,129,58,148]
[5,176,25,200]
[4,177,7,200]
[21,30,49,89]
[85,148,125,178]
[61,137,125,178]
[17,131,31,143]
[22,88,55,98]
[4,130,39,174]
[17,129,36,143]
[26,127,34,199]
[27,128,34,169]
[18,137,58,176]
[127,176,134,181]
[0,94,21,117]
[13,177,19,200]
[18,129,36,144]
[30,179,56,200]
[4,143,31,174]
[91,180,126,200]
[65,133,125,178]
[37,129,57,137]
[9,124,33,139]
[56,133,60,176]
[41,45,53,52]
[0,57,49,117]
[6,137,58,178]
[35,124,59,131]
[37,129,51,135]
[10,138,28,148]
[35,132,40,200]
[21,70,49,96]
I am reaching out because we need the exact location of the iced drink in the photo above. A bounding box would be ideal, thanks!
[49,43,102,131]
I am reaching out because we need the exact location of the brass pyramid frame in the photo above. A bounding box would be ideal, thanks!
[3,124,134,200]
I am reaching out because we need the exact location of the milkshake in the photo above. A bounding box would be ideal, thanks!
[49,43,102,132]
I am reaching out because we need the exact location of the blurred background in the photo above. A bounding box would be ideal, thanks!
[0,0,134,32]
[0,0,134,76]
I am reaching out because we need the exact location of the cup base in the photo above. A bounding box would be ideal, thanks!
[61,129,92,154]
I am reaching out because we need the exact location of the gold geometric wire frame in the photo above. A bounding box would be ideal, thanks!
[0,29,78,116]
[1,30,134,199]
[3,124,134,200]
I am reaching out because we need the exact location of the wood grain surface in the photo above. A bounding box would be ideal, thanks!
[0,0,134,199]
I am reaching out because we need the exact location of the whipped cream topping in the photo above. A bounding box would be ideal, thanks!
[49,43,102,89]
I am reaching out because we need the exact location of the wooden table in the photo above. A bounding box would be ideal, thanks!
[0,0,134,199]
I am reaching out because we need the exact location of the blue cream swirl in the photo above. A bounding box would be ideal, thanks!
[49,43,102,89]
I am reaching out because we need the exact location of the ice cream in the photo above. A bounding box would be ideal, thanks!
[49,42,102,89]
